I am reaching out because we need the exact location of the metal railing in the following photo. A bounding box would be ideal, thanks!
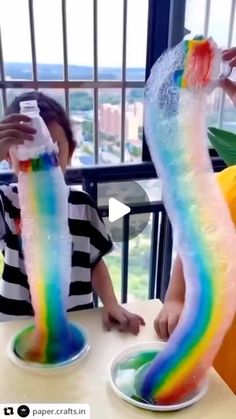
[0,0,147,164]
[185,0,236,130]
[217,0,236,128]
[0,157,226,305]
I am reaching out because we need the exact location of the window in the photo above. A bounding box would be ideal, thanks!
[0,0,148,167]
[185,0,236,133]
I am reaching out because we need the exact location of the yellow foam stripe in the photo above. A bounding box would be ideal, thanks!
[28,172,48,360]
[157,187,226,396]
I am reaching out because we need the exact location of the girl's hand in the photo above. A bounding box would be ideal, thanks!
[222,47,236,67]
[154,301,184,341]
[0,114,36,161]
[102,304,145,335]
[219,47,236,105]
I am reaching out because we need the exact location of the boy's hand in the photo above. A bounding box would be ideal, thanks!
[154,301,183,341]
[102,304,145,335]
[0,114,36,161]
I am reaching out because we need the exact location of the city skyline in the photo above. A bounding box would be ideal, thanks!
[99,101,143,141]
[1,0,235,70]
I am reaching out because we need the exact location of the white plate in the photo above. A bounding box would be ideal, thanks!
[7,323,90,375]
[109,341,208,412]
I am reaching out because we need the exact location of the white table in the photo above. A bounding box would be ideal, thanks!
[0,300,236,418]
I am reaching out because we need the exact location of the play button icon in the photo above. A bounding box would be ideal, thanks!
[98,180,150,242]
[108,198,131,222]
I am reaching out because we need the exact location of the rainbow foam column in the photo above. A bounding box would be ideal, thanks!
[11,100,87,366]
[135,38,236,404]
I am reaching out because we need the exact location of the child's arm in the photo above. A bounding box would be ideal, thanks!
[154,255,185,340]
[92,259,145,335]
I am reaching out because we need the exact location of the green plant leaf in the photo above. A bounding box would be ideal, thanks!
[208,127,236,166]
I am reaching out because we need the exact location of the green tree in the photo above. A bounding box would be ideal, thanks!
[107,135,116,142]
[99,95,120,105]
[82,120,93,142]
[128,89,144,103]
[138,127,143,140]
[82,145,93,155]
[70,92,93,112]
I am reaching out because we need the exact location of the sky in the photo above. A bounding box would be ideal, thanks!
[0,0,235,67]
[0,0,148,67]
[185,0,236,47]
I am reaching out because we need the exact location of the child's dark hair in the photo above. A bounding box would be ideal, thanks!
[6,91,76,156]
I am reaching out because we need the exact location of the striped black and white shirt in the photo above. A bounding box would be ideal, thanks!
[0,184,113,321]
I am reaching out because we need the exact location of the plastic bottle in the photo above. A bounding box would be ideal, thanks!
[16,100,56,160]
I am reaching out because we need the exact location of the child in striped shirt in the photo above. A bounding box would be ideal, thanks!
[0,91,145,335]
